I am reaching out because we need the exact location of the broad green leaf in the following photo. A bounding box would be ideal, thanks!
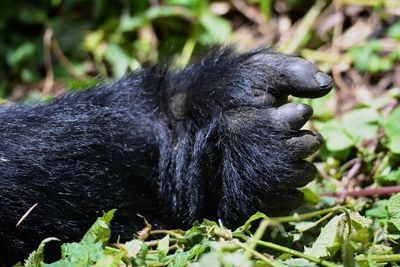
[349,41,392,74]
[308,90,335,119]
[191,251,221,267]
[350,212,372,243]
[81,209,115,245]
[94,253,123,267]
[44,211,115,266]
[7,42,36,67]
[170,244,209,267]
[342,107,379,142]
[388,135,400,154]
[365,200,389,219]
[384,108,400,153]
[83,31,104,52]
[23,238,59,267]
[46,242,104,266]
[122,239,143,258]
[105,45,138,78]
[18,8,48,24]
[351,212,372,229]
[388,193,400,231]
[300,188,320,205]
[305,215,342,258]
[387,21,400,40]
[157,235,170,261]
[199,12,231,45]
[314,120,354,151]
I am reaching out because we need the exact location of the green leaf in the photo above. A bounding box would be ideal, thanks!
[365,200,389,219]
[192,251,222,267]
[384,107,400,153]
[122,239,143,258]
[349,212,372,244]
[43,211,115,266]
[104,44,133,78]
[349,41,393,74]
[387,21,400,40]
[47,242,104,266]
[81,209,115,245]
[170,244,209,267]
[23,238,59,267]
[388,135,400,154]
[94,253,123,267]
[314,120,354,151]
[306,90,335,119]
[199,12,231,45]
[157,235,170,261]
[341,107,379,142]
[7,42,36,67]
[236,212,269,233]
[18,8,48,24]
[388,193,400,232]
[305,215,342,258]
[300,188,320,205]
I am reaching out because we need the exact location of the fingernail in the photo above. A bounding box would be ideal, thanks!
[314,132,323,145]
[296,103,313,121]
[314,71,332,88]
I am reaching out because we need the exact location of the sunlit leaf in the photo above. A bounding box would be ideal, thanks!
[305,215,342,258]
[388,193,400,232]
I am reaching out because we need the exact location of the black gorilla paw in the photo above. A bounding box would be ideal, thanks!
[0,47,332,265]
[165,47,332,226]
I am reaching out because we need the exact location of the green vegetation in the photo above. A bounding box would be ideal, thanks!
[4,0,400,266]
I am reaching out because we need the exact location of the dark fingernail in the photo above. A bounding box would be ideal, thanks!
[315,132,323,145]
[315,71,332,89]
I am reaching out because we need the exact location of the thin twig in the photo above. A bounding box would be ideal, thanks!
[321,186,400,197]
[231,0,265,25]
[255,240,338,267]
[16,203,38,227]
[235,240,277,267]
[52,35,90,80]
[43,28,54,94]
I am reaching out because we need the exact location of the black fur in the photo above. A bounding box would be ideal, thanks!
[0,47,332,265]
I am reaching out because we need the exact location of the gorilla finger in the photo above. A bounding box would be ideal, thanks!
[262,189,303,216]
[262,54,333,98]
[273,103,312,130]
[286,130,323,159]
[280,161,317,188]
[284,57,333,98]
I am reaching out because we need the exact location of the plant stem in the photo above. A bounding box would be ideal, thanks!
[150,230,184,238]
[243,220,269,260]
[271,206,343,223]
[256,240,338,267]
[356,254,400,263]
[321,186,400,198]
[236,241,278,267]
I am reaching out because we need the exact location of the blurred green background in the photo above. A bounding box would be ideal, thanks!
[0,0,399,101]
